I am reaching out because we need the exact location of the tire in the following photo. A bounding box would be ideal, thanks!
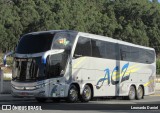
[35,97,47,103]
[67,85,78,103]
[80,85,92,102]
[128,85,136,100]
[136,86,144,100]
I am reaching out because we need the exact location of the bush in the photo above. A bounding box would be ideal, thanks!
[157,59,160,75]
[0,53,12,73]
[0,53,13,65]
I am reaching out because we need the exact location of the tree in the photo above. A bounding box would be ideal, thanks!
[0,0,160,55]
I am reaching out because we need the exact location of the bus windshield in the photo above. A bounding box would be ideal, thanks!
[16,33,54,54]
[12,31,77,81]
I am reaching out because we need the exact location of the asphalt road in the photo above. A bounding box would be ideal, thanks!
[0,95,159,112]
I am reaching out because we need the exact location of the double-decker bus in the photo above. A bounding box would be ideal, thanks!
[4,30,156,102]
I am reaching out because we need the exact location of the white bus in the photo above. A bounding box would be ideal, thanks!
[4,30,156,103]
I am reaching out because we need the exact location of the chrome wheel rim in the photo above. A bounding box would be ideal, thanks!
[70,89,77,100]
[138,87,143,98]
[129,87,135,99]
[83,87,91,99]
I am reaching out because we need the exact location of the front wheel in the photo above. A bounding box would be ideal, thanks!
[80,85,92,102]
[128,86,136,100]
[67,85,78,103]
[35,97,47,103]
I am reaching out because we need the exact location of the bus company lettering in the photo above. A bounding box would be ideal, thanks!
[96,63,139,89]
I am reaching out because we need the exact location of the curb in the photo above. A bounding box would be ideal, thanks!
[0,99,35,102]
[0,94,35,102]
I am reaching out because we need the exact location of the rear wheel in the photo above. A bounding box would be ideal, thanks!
[136,86,144,100]
[128,86,136,100]
[35,97,47,103]
[80,85,92,102]
[67,85,78,103]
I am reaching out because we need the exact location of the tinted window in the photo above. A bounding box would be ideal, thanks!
[46,52,68,78]
[139,49,155,64]
[91,39,117,60]
[120,44,155,64]
[74,37,91,57]
[120,45,132,61]
[129,47,140,62]
[16,33,54,54]
[105,42,117,60]
[91,39,106,58]
[52,32,76,51]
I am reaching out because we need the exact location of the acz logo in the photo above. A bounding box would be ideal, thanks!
[96,63,130,89]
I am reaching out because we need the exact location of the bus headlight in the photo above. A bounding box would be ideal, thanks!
[12,85,25,90]
[25,86,36,90]
[36,83,48,89]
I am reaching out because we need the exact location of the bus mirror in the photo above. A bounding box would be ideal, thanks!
[3,51,14,67]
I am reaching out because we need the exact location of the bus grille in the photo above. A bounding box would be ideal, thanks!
[18,59,39,81]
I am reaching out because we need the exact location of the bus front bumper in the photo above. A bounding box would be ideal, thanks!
[11,86,46,98]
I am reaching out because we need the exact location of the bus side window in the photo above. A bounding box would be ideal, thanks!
[129,47,139,62]
[105,42,117,60]
[46,52,68,78]
[74,37,91,58]
[120,45,130,61]
[91,39,106,58]
[140,50,155,64]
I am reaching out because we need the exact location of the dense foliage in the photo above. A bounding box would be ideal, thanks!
[157,59,160,75]
[0,0,160,55]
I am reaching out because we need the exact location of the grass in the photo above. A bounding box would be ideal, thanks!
[157,59,160,75]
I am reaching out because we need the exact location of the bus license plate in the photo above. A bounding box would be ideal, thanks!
[21,92,29,96]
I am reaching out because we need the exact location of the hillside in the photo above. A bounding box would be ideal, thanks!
[0,0,160,55]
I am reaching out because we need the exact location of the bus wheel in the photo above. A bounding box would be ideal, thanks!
[80,85,92,102]
[136,86,143,100]
[67,85,78,103]
[35,97,47,103]
[128,86,136,100]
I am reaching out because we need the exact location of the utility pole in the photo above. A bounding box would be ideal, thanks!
[0,67,4,93]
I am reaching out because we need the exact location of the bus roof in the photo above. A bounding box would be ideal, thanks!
[26,30,77,35]
[78,32,155,51]
[24,30,154,51]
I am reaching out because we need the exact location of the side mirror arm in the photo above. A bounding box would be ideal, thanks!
[42,49,64,64]
[3,51,14,67]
